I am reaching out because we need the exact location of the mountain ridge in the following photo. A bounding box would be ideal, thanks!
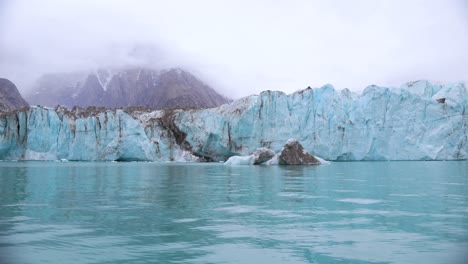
[26,67,231,109]
[0,78,29,112]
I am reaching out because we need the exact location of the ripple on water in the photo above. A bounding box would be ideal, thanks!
[0,160,467,264]
[278,193,326,199]
[173,218,200,223]
[3,203,49,207]
[193,243,305,264]
[213,205,261,214]
[261,209,303,218]
[337,198,384,204]
[389,193,422,197]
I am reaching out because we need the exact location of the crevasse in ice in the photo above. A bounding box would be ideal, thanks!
[0,80,466,161]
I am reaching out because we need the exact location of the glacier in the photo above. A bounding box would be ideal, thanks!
[0,80,467,161]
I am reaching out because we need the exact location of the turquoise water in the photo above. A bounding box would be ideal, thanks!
[0,161,467,264]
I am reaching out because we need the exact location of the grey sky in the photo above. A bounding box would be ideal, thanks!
[1,0,467,98]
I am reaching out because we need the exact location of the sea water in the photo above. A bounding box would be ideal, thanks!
[0,161,467,264]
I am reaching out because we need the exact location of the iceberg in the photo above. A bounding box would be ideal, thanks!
[224,147,276,165]
[224,155,256,166]
[0,81,466,161]
[224,140,321,166]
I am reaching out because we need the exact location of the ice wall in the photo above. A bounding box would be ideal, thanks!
[177,80,468,161]
[0,107,194,161]
[0,80,466,161]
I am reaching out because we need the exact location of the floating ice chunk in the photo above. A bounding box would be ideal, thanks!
[224,148,275,166]
[224,155,255,166]
[315,156,330,164]
[251,148,275,164]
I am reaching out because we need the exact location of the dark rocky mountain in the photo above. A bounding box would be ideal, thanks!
[0,78,29,112]
[26,67,230,109]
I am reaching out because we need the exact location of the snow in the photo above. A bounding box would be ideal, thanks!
[97,69,114,91]
[0,80,466,161]
[136,69,142,81]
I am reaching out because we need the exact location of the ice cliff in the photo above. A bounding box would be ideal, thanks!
[0,80,467,161]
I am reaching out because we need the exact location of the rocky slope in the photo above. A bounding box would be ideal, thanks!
[0,78,29,112]
[1,80,467,161]
[26,67,230,109]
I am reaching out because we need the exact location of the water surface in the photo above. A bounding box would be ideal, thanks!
[0,161,467,263]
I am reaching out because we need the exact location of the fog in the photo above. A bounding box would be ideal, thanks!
[1,0,467,98]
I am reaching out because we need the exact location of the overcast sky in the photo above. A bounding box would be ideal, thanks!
[0,0,467,98]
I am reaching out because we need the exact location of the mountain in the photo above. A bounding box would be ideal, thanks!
[0,78,29,112]
[1,80,467,161]
[25,67,230,109]
[24,72,88,108]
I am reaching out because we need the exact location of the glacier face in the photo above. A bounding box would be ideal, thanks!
[178,80,468,161]
[0,107,193,161]
[0,80,467,161]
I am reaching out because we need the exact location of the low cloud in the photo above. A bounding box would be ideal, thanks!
[1,0,467,98]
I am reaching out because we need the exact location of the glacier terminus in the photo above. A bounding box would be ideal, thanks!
[0,80,467,162]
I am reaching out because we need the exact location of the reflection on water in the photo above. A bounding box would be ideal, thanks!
[0,161,467,264]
